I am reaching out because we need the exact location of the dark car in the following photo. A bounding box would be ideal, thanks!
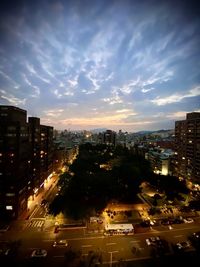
[40,199,48,206]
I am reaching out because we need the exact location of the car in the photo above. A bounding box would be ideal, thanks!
[176,241,190,250]
[53,240,68,248]
[31,249,47,258]
[183,218,194,223]
[146,236,160,245]
[172,218,183,224]
[40,199,48,207]
[161,219,170,225]
[150,220,156,225]
[150,236,160,242]
[146,238,151,246]
[192,231,200,239]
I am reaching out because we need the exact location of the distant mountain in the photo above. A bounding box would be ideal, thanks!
[134,129,173,135]
[134,130,154,135]
[90,128,107,133]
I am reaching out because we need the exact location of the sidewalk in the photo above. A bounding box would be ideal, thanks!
[18,174,58,221]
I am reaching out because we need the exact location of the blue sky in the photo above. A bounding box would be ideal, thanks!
[0,0,200,131]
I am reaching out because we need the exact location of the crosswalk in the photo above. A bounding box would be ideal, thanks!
[26,220,45,228]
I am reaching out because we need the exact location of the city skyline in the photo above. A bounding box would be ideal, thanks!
[0,0,200,131]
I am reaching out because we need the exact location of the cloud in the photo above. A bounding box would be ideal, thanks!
[22,74,40,97]
[0,70,19,87]
[0,89,26,105]
[151,86,200,106]
[0,0,199,131]
[141,88,154,93]
[43,108,64,118]
[25,61,51,84]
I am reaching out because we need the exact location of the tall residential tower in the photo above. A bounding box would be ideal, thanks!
[0,105,53,219]
[175,112,200,183]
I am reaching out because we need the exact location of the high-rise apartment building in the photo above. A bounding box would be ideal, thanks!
[0,105,53,219]
[99,130,116,146]
[175,112,200,183]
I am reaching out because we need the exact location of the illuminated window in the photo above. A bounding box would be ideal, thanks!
[6,206,13,210]
[182,157,185,160]
[6,193,15,197]
[189,140,192,144]
[0,153,2,156]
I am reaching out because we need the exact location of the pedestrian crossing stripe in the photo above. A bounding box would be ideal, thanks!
[27,220,45,228]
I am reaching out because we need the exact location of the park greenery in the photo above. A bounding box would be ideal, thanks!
[49,143,189,219]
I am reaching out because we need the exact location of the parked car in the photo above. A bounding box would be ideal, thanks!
[53,240,68,248]
[40,199,48,207]
[31,249,47,258]
[176,241,190,250]
[183,218,194,224]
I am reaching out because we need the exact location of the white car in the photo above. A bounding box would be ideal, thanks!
[146,238,151,246]
[31,249,47,258]
[183,218,194,224]
[53,239,68,247]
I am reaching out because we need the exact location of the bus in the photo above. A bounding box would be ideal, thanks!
[104,223,134,236]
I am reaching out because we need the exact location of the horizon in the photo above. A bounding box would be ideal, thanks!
[0,0,200,131]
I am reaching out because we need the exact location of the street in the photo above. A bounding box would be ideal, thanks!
[1,173,200,266]
[1,214,200,266]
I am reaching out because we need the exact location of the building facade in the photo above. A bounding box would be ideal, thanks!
[175,112,200,183]
[0,105,53,219]
[99,130,116,146]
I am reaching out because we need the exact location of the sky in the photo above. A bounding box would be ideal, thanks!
[0,0,200,132]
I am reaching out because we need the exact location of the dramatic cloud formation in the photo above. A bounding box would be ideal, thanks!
[0,0,199,131]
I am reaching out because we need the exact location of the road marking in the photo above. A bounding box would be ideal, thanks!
[61,224,200,242]
[108,250,118,253]
[106,243,116,246]
[43,239,54,242]
[67,236,105,241]
[174,235,183,238]
[38,221,44,227]
[130,240,140,243]
[82,245,92,248]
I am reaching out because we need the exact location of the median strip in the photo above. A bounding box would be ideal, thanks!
[106,243,116,246]
[82,244,92,248]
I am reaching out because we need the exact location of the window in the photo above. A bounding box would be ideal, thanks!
[6,193,15,197]
[8,126,16,131]
[6,206,13,210]
[6,133,16,137]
